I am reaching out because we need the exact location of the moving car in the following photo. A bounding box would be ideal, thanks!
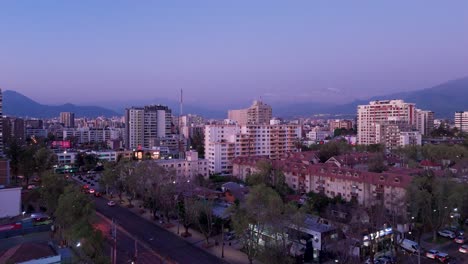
[459,245,468,254]
[454,236,465,244]
[426,249,439,259]
[438,230,456,239]
[107,201,116,207]
[435,252,450,263]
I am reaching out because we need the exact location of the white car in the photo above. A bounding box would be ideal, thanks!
[438,230,456,239]
[89,189,95,194]
[107,200,116,207]
[459,244,468,254]
[425,249,439,259]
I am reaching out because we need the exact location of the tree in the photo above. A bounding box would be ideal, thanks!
[178,196,198,237]
[34,147,57,177]
[367,154,387,173]
[40,171,68,215]
[231,184,283,264]
[407,171,462,242]
[196,199,215,246]
[191,130,205,158]
[20,145,37,185]
[5,137,23,183]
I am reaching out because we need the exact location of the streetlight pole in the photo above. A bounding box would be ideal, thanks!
[221,220,225,258]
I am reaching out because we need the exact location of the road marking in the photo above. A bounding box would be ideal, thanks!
[95,211,176,264]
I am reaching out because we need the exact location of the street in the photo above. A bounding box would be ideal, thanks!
[93,196,224,264]
[400,236,468,264]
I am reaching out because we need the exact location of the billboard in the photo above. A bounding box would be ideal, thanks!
[51,140,71,149]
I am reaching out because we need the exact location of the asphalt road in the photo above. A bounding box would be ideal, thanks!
[93,196,224,264]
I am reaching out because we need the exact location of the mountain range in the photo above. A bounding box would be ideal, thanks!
[3,90,120,118]
[3,76,468,119]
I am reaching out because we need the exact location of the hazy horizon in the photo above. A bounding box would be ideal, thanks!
[1,1,468,107]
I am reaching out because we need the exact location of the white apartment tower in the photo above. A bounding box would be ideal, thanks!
[357,100,416,146]
[205,124,301,174]
[125,105,172,150]
[455,111,468,132]
[228,100,272,125]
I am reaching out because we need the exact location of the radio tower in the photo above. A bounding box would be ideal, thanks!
[178,89,185,159]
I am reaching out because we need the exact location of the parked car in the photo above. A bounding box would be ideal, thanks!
[438,230,456,239]
[426,249,439,259]
[89,189,95,194]
[27,184,37,190]
[107,201,116,207]
[459,244,468,254]
[376,255,395,264]
[454,236,466,244]
[94,191,102,197]
[399,238,420,253]
[435,252,450,263]
[447,226,465,236]
[32,177,40,182]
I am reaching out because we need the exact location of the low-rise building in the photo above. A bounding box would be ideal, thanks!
[155,151,209,181]
[0,187,21,218]
[232,153,411,215]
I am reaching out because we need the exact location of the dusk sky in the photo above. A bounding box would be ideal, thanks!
[1,1,468,108]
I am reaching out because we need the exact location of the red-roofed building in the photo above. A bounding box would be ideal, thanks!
[419,160,442,170]
[232,155,412,216]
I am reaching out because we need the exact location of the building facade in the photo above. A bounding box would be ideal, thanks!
[357,100,416,147]
[455,111,468,132]
[205,124,301,174]
[329,119,353,132]
[415,109,434,136]
[228,100,272,125]
[155,150,209,181]
[125,105,172,150]
[232,154,411,215]
[60,112,75,128]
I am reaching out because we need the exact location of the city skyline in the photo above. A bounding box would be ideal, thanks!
[1,1,468,107]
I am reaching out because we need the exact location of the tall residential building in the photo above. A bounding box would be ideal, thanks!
[455,111,468,132]
[415,109,434,136]
[60,112,75,128]
[0,89,3,156]
[205,124,301,174]
[357,100,416,146]
[125,105,172,150]
[3,117,25,144]
[228,100,272,125]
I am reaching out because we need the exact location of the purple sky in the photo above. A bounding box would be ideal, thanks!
[1,1,468,108]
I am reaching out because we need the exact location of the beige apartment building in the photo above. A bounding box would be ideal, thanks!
[455,111,468,132]
[228,100,272,125]
[155,150,209,181]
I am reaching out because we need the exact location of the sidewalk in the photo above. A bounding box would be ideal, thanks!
[106,195,260,264]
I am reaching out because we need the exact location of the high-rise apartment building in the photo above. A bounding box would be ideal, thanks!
[125,105,172,150]
[60,112,75,128]
[228,100,272,125]
[415,109,434,136]
[205,124,301,174]
[455,111,468,132]
[357,100,416,146]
